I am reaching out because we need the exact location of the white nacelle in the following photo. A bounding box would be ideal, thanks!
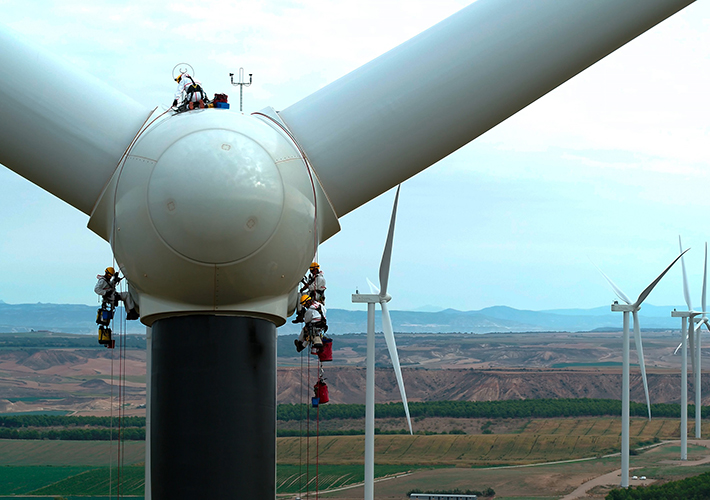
[89,109,339,326]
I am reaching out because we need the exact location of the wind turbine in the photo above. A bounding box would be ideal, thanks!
[352,186,413,500]
[675,240,709,442]
[693,244,709,438]
[672,238,709,458]
[673,237,697,460]
[0,0,697,497]
[598,250,687,488]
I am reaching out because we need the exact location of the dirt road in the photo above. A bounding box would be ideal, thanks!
[561,440,710,500]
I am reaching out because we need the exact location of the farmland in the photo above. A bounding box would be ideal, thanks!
[2,415,708,498]
[2,330,710,498]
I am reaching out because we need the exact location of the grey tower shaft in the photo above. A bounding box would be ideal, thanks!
[150,316,276,499]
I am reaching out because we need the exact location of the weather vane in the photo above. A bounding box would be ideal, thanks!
[229,67,253,112]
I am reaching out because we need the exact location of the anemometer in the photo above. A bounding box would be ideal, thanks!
[229,67,253,112]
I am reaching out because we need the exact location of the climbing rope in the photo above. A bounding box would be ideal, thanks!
[104,106,171,498]
[106,273,130,499]
[296,338,328,499]
[306,349,311,498]
[316,394,320,500]
[108,320,115,499]
[298,348,304,497]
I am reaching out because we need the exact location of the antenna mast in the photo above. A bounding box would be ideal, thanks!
[229,68,253,113]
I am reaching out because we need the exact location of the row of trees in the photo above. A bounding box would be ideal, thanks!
[0,415,145,428]
[0,427,145,441]
[606,471,710,499]
[0,426,462,440]
[2,398,707,433]
[277,399,710,421]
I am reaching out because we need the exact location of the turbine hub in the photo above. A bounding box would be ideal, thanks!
[147,128,284,264]
[88,110,340,325]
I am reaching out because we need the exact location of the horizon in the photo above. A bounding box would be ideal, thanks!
[0,298,688,315]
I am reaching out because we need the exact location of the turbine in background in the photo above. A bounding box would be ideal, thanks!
[680,241,710,440]
[693,243,709,438]
[672,237,708,457]
[352,185,413,500]
[597,250,686,488]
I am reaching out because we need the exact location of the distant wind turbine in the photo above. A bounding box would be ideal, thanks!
[673,239,709,447]
[693,244,709,438]
[597,250,687,488]
[352,185,413,500]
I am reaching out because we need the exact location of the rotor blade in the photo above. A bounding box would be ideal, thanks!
[591,260,631,305]
[634,249,689,308]
[379,185,401,297]
[674,341,683,355]
[632,311,652,420]
[703,243,707,317]
[380,301,413,435]
[366,277,380,295]
[278,0,695,217]
[0,25,150,215]
[679,236,693,311]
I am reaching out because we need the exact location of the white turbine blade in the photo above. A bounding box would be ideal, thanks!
[0,26,150,215]
[635,249,689,308]
[679,236,693,311]
[632,311,652,420]
[278,1,695,217]
[378,185,401,297]
[380,301,412,435]
[366,277,380,295]
[674,341,683,355]
[703,243,707,317]
[591,260,631,305]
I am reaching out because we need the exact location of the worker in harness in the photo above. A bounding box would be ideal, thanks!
[292,262,327,324]
[94,267,140,320]
[303,262,326,303]
[294,294,327,353]
[173,72,207,111]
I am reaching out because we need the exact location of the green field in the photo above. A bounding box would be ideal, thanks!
[1,416,708,498]
[0,465,94,494]
[0,440,144,466]
[276,464,417,494]
[29,466,145,496]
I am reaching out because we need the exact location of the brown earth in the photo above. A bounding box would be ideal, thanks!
[1,330,707,415]
[277,366,710,405]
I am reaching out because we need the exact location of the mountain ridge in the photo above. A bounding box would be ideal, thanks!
[0,301,684,334]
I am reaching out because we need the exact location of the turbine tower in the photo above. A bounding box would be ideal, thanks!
[0,0,697,497]
[598,250,686,488]
[693,243,709,438]
[352,185,413,500]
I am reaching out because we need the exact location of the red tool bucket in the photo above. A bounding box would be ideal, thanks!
[317,338,333,362]
[314,380,329,404]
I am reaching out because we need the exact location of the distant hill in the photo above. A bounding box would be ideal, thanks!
[0,302,144,334]
[0,301,684,335]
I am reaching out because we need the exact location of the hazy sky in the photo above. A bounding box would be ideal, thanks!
[0,0,709,313]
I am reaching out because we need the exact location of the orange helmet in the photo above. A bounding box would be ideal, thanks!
[105,267,116,276]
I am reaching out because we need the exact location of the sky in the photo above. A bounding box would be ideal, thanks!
[0,0,709,313]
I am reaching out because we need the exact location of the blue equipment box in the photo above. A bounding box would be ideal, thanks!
[215,102,230,109]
